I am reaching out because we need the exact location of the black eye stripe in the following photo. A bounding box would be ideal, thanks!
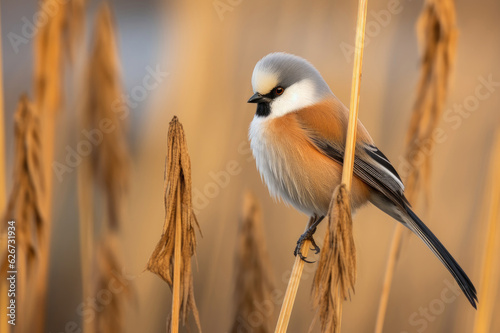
[264,86,285,98]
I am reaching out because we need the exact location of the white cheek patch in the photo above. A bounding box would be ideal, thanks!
[269,79,319,118]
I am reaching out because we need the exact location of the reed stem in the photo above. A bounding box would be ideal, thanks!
[274,219,313,333]
[374,224,403,333]
[276,1,368,331]
[33,1,65,328]
[342,0,368,190]
[171,186,182,333]
[78,162,94,333]
[74,14,91,333]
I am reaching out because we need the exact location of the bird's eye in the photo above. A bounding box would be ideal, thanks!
[275,87,284,96]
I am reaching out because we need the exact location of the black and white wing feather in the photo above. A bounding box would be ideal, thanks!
[309,138,410,208]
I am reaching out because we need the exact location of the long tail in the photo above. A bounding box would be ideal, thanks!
[404,205,478,308]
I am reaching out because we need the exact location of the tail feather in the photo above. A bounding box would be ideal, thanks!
[405,206,478,308]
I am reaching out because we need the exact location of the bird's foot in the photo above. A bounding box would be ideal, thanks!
[294,226,321,263]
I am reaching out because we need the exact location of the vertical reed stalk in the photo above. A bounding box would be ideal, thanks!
[342,0,368,188]
[472,131,500,333]
[76,3,95,331]
[32,1,68,329]
[373,225,403,333]
[78,160,94,333]
[274,219,314,333]
[171,188,182,333]
[311,1,367,332]
[68,2,90,332]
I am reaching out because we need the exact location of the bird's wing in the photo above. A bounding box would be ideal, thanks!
[309,137,409,208]
[294,101,409,208]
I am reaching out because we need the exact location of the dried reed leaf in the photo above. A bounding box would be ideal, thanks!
[31,1,68,330]
[34,0,67,115]
[63,0,87,64]
[405,0,457,202]
[147,116,201,331]
[312,184,356,333]
[93,231,133,333]
[231,192,275,333]
[85,3,128,231]
[374,2,457,332]
[0,96,45,332]
[1,96,45,269]
[79,5,131,333]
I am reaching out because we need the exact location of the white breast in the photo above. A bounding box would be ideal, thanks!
[249,116,315,216]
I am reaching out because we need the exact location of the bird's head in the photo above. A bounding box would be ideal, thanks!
[248,52,332,118]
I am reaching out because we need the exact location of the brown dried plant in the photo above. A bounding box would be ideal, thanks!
[32,0,68,330]
[1,96,45,333]
[94,232,133,333]
[375,1,457,332]
[79,4,130,333]
[85,2,128,232]
[34,0,66,115]
[63,0,87,64]
[147,116,201,332]
[231,192,274,333]
[312,185,356,333]
[405,0,457,201]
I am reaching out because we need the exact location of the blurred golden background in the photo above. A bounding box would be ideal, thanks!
[1,0,500,332]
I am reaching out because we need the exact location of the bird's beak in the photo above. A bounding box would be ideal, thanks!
[247,92,270,103]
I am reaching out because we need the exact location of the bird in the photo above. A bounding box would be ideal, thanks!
[247,52,477,308]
